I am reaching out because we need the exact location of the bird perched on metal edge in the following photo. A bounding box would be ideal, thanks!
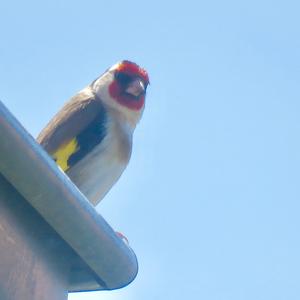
[37,60,149,206]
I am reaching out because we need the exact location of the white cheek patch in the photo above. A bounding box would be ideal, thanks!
[94,73,113,101]
[109,62,122,72]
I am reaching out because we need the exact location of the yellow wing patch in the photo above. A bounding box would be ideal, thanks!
[51,138,78,171]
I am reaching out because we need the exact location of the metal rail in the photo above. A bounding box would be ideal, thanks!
[0,100,138,295]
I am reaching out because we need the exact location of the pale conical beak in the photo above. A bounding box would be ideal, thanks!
[125,79,145,97]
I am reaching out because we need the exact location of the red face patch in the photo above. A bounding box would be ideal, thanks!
[109,80,145,110]
[109,61,149,111]
[116,60,149,85]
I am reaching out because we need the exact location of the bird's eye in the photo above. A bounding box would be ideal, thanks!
[115,72,132,86]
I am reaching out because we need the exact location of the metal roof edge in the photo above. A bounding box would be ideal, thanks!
[0,100,138,290]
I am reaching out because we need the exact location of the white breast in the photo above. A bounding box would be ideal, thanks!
[67,116,133,205]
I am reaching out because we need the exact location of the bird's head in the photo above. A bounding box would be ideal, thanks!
[92,60,149,126]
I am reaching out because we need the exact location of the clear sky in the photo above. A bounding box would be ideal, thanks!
[1,1,300,299]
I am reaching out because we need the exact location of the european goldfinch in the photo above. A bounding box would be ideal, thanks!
[37,60,149,206]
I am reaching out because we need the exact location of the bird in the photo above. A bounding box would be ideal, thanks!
[37,60,149,206]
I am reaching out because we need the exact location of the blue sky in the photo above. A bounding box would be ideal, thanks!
[1,0,300,299]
